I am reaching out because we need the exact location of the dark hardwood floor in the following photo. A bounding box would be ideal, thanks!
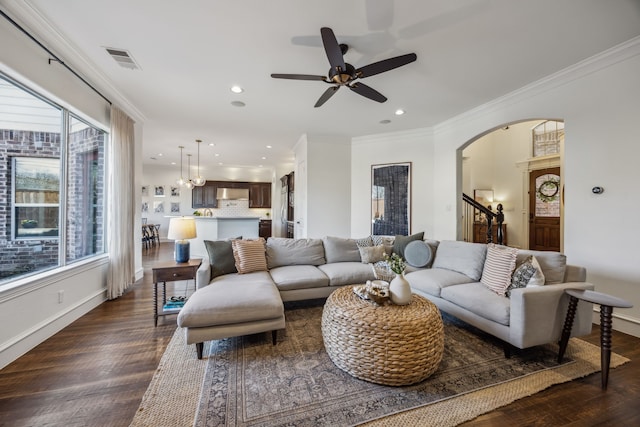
[0,243,638,426]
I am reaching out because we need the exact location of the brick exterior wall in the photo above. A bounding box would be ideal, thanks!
[0,127,105,279]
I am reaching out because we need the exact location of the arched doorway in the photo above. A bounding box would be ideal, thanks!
[460,119,564,251]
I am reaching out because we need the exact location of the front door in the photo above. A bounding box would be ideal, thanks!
[529,167,561,251]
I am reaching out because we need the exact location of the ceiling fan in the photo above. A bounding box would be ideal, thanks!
[271,27,417,107]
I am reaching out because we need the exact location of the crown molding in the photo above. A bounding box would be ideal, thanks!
[352,126,433,145]
[434,35,640,136]
[2,0,146,123]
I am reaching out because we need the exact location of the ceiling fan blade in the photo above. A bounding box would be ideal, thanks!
[314,86,340,108]
[320,27,346,72]
[356,53,417,78]
[271,73,327,81]
[349,82,387,103]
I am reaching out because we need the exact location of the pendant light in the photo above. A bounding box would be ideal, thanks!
[184,154,195,189]
[192,139,206,186]
[176,146,186,186]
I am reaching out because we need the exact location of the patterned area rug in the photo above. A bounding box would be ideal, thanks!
[192,301,628,427]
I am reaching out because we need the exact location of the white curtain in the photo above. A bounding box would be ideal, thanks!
[107,105,135,299]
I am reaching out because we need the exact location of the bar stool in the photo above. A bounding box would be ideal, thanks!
[558,289,632,389]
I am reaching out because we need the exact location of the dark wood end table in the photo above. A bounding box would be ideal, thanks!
[558,288,632,389]
[151,258,202,326]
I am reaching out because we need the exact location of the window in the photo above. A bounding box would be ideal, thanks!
[12,157,60,240]
[532,120,564,157]
[0,73,106,283]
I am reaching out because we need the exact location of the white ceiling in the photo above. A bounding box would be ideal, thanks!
[11,0,640,173]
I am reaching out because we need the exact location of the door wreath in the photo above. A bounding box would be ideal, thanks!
[537,178,560,203]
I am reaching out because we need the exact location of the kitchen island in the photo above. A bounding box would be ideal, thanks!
[190,217,260,257]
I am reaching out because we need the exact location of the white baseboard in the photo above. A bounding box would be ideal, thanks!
[592,309,640,338]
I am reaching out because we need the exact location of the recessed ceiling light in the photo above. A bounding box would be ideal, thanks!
[170,161,176,165]
[266,145,272,149]
[395,109,405,116]
[157,153,163,156]
[218,162,223,165]
[258,165,263,168]
[230,85,244,93]
[208,142,215,146]
[261,156,266,160]
[231,101,246,107]
[215,153,220,157]
[379,119,391,124]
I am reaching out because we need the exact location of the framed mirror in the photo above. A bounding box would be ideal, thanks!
[371,162,411,236]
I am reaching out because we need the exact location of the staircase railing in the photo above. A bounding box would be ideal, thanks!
[462,193,505,245]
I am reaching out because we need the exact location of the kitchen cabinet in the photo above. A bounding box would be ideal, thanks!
[249,183,271,208]
[192,182,217,208]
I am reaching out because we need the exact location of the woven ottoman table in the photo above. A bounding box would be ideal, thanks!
[321,285,444,386]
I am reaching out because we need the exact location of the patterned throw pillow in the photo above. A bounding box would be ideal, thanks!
[231,238,267,274]
[354,236,374,247]
[358,245,386,263]
[480,243,518,296]
[506,256,538,297]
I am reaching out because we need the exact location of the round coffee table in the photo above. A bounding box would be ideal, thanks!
[321,286,444,386]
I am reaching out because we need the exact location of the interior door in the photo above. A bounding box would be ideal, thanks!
[529,167,561,251]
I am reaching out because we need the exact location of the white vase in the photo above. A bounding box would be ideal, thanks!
[390,273,412,305]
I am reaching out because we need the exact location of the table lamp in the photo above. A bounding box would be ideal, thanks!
[167,217,197,263]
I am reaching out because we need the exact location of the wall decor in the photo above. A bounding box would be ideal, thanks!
[141,202,149,213]
[171,186,180,197]
[371,162,411,236]
[473,189,494,222]
[154,185,165,197]
[141,185,149,197]
[153,201,164,213]
[170,202,180,213]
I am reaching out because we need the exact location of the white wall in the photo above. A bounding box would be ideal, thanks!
[294,134,352,238]
[432,38,640,336]
[351,128,435,239]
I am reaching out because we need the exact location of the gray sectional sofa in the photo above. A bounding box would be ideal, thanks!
[177,236,594,359]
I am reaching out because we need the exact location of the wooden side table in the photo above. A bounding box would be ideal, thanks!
[558,288,632,389]
[151,258,202,326]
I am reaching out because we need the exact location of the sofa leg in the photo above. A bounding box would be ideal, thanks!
[271,330,277,345]
[196,342,204,359]
[503,342,512,359]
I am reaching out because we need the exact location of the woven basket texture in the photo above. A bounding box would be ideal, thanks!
[322,286,444,386]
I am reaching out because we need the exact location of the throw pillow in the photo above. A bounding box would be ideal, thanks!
[392,232,425,258]
[527,256,546,287]
[358,245,386,264]
[232,238,268,274]
[354,236,374,247]
[480,243,518,296]
[506,256,537,297]
[203,239,238,279]
[403,240,433,268]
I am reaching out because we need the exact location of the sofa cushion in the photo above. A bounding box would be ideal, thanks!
[393,232,425,258]
[507,256,538,296]
[265,237,326,269]
[269,265,329,291]
[480,243,518,296]
[432,240,487,281]
[203,239,237,279]
[323,236,361,263]
[372,235,395,255]
[177,271,282,328]
[405,267,475,297]
[317,262,376,286]
[441,282,511,326]
[404,240,433,268]
[358,245,386,263]
[516,250,566,284]
[354,236,374,247]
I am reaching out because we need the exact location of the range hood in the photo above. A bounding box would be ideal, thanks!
[216,187,249,200]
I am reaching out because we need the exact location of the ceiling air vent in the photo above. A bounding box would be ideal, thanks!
[104,47,141,70]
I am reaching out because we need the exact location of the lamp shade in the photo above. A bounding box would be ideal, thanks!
[167,217,197,241]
